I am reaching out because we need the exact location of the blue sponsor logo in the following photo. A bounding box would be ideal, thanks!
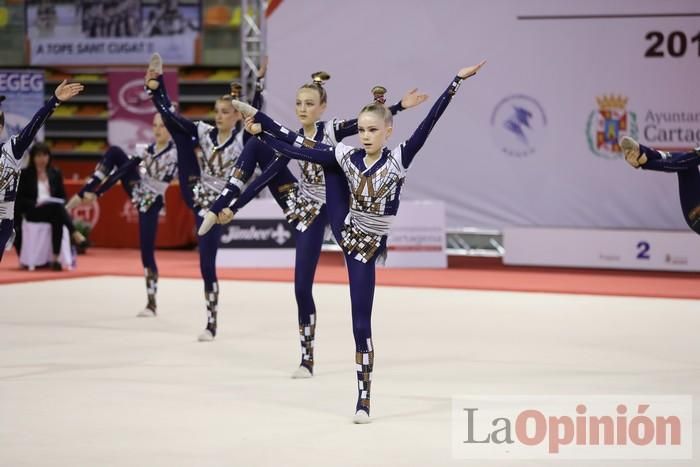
[491,94,547,157]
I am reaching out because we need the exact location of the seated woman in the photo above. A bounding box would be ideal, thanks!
[14,143,86,270]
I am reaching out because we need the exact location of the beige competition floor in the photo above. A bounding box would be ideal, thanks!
[1,276,699,467]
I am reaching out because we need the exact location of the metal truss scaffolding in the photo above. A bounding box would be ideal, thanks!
[240,0,267,104]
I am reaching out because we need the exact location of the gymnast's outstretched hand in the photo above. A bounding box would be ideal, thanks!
[400,88,429,109]
[54,80,85,102]
[457,60,487,79]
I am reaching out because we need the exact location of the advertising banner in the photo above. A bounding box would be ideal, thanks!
[216,199,297,268]
[504,227,700,271]
[266,0,700,231]
[107,70,178,153]
[0,69,45,145]
[26,1,200,65]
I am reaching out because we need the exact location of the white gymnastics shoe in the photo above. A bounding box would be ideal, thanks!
[198,329,215,342]
[65,194,83,210]
[198,211,218,236]
[148,52,163,75]
[620,136,647,168]
[291,365,313,379]
[136,308,156,318]
[352,410,371,424]
[230,99,257,117]
[146,53,163,90]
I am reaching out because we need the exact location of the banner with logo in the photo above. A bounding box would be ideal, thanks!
[265,0,700,231]
[107,70,178,154]
[216,199,297,268]
[0,69,45,144]
[504,227,700,272]
[26,1,200,65]
[216,200,446,268]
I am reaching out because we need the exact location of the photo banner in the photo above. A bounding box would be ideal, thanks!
[0,69,45,144]
[265,0,700,230]
[26,1,200,65]
[107,70,178,153]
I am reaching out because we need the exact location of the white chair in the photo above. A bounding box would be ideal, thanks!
[19,220,74,270]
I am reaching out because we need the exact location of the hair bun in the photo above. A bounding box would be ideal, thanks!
[371,86,387,105]
[311,71,331,86]
[229,82,243,99]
